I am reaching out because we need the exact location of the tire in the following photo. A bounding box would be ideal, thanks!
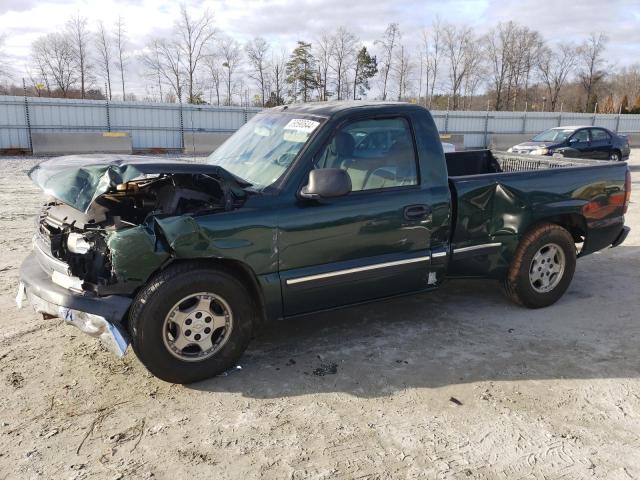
[129,263,255,383]
[504,223,576,309]
[609,150,621,161]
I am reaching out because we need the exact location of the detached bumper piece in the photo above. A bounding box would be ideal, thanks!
[17,253,132,357]
[611,226,630,248]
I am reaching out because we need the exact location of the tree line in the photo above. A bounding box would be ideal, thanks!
[0,8,639,114]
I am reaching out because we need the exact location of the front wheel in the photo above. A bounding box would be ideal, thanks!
[609,150,621,161]
[504,223,576,308]
[129,263,255,383]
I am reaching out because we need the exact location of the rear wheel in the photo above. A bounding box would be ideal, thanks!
[504,223,576,308]
[129,264,255,383]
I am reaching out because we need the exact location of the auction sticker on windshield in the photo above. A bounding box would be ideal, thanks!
[283,118,320,143]
[285,118,320,133]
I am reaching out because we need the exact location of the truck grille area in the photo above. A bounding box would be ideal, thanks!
[35,205,114,293]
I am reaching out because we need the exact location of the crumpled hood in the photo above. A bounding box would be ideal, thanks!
[29,154,250,213]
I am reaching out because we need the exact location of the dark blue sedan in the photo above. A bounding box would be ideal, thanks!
[509,126,630,161]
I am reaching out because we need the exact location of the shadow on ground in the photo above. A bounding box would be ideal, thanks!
[187,245,640,399]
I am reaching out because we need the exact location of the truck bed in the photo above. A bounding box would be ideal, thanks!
[444,150,629,277]
[445,150,609,177]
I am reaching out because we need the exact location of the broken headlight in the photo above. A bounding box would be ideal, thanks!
[67,233,92,254]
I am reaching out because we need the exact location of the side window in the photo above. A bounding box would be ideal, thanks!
[591,129,610,141]
[572,129,590,143]
[313,118,418,191]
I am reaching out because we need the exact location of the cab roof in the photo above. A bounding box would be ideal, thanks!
[269,100,425,118]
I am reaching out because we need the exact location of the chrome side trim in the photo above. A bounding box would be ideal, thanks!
[432,251,447,258]
[453,242,502,254]
[286,255,431,286]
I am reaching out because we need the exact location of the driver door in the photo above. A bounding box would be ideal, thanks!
[277,116,434,316]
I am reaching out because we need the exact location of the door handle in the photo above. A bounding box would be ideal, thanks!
[404,204,432,221]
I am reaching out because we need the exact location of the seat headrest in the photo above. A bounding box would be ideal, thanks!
[390,135,412,153]
[335,132,355,157]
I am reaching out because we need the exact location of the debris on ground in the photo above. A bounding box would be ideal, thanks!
[449,396,463,406]
[313,363,338,376]
[217,365,242,377]
[5,371,24,389]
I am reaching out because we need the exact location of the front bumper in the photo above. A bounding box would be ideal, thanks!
[16,252,132,356]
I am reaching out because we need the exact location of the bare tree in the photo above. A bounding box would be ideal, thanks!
[461,39,484,109]
[176,5,216,104]
[330,27,358,100]
[612,64,640,111]
[314,34,334,100]
[142,39,183,101]
[512,28,544,110]
[484,22,515,110]
[538,43,577,111]
[578,33,608,112]
[245,37,270,106]
[0,35,11,82]
[270,49,287,106]
[115,16,127,100]
[422,18,443,108]
[67,14,92,98]
[95,21,113,99]
[141,39,165,101]
[219,36,242,106]
[376,23,400,101]
[30,48,51,95]
[484,22,545,111]
[32,33,76,96]
[204,53,222,105]
[392,44,412,101]
[443,23,474,109]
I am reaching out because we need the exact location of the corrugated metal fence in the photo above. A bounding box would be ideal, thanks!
[0,95,262,152]
[1,95,639,151]
[430,110,640,148]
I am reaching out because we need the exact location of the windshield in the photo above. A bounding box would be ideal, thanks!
[531,128,574,142]
[207,112,323,190]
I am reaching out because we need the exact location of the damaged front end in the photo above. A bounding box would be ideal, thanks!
[18,155,250,355]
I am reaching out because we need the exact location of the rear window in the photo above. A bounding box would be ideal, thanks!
[591,129,610,141]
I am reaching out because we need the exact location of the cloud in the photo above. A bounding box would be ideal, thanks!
[1,0,639,95]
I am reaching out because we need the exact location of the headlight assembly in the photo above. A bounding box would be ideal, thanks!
[67,233,92,254]
[530,148,548,156]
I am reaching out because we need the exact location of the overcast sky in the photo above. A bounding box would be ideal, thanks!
[1,0,639,97]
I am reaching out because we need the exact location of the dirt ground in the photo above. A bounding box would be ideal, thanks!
[0,151,639,480]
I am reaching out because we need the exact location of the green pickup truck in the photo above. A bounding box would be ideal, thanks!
[17,101,631,383]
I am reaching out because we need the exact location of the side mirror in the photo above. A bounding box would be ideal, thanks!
[300,168,352,199]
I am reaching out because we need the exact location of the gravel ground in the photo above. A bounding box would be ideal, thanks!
[0,151,639,479]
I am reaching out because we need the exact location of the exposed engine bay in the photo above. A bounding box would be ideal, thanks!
[36,173,246,293]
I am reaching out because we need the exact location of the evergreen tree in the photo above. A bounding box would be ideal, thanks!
[353,46,378,99]
[286,41,317,102]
